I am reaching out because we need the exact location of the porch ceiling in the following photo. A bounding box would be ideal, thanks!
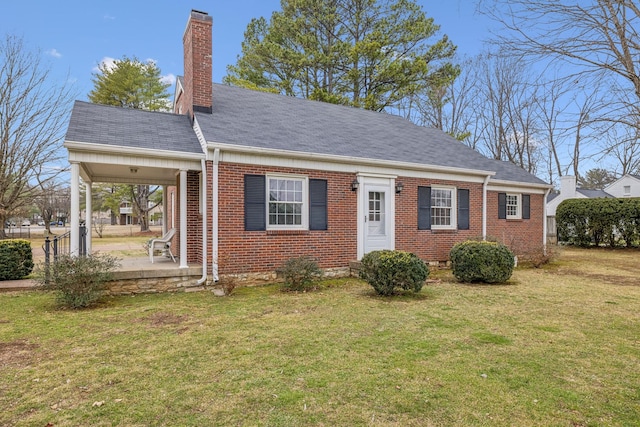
[66,142,204,186]
[79,162,181,186]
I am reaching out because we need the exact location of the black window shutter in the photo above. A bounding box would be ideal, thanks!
[498,193,506,219]
[418,186,431,230]
[522,194,530,219]
[244,175,265,231]
[457,189,470,230]
[309,179,327,230]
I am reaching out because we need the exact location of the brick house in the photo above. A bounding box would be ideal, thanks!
[65,10,551,284]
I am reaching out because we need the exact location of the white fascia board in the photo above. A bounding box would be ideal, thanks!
[192,115,208,153]
[65,140,205,163]
[206,141,495,183]
[488,179,553,194]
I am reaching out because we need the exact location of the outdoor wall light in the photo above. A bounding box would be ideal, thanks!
[130,167,138,174]
[351,178,360,191]
[395,182,404,193]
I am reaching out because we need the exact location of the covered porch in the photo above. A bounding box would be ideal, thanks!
[66,145,203,269]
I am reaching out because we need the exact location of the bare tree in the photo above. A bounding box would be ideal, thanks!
[414,57,475,144]
[472,54,541,174]
[483,0,640,135]
[0,35,76,238]
[602,124,640,176]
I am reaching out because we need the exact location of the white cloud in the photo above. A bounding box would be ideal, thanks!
[46,48,62,58]
[161,73,176,86]
[93,56,116,73]
[103,14,115,21]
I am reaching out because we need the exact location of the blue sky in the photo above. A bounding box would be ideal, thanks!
[0,1,494,101]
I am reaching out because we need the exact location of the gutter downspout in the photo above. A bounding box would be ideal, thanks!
[543,187,551,255]
[197,158,208,285]
[211,148,220,282]
[482,174,491,240]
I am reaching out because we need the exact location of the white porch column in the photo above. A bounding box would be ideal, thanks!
[70,162,80,256]
[85,181,92,254]
[162,185,168,236]
[179,169,188,268]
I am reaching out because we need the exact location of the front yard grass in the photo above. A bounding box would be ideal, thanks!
[1,247,639,426]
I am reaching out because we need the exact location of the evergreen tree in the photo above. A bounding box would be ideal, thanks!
[88,56,170,232]
[89,57,170,111]
[224,0,458,112]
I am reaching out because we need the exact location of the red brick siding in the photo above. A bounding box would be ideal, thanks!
[485,191,545,255]
[217,163,357,274]
[185,171,203,264]
[183,163,544,273]
[178,12,212,116]
[395,178,484,261]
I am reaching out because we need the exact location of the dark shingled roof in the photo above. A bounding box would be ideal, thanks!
[66,85,548,186]
[577,188,613,198]
[196,84,547,186]
[65,101,202,154]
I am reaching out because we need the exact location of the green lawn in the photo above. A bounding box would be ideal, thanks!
[1,247,639,426]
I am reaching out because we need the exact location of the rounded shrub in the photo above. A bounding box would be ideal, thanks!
[450,241,514,284]
[0,239,34,281]
[359,250,429,296]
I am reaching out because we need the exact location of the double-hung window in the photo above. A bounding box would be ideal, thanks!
[505,194,521,219]
[268,176,307,228]
[431,187,455,229]
[418,186,469,230]
[498,193,530,220]
[244,174,327,231]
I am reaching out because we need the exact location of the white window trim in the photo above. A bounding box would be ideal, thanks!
[431,185,457,230]
[506,193,522,220]
[266,174,309,230]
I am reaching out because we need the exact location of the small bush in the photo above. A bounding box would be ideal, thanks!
[277,256,323,291]
[0,239,34,281]
[518,244,560,268]
[37,253,120,309]
[219,276,237,296]
[359,250,429,296]
[450,241,514,283]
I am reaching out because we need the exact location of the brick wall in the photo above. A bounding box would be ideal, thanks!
[217,163,357,274]
[395,177,483,261]
[486,191,545,255]
[214,164,545,273]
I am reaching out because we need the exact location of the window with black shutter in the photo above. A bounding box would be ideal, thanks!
[244,174,328,231]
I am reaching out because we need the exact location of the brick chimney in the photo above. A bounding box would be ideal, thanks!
[179,10,213,117]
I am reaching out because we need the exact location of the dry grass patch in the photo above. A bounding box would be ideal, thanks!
[1,248,639,426]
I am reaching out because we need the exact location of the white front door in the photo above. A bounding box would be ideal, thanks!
[359,177,395,257]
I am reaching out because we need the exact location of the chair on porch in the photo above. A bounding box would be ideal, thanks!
[148,228,176,263]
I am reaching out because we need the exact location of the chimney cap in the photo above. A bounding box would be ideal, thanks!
[190,9,211,21]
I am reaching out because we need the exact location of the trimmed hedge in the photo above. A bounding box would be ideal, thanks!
[557,198,640,247]
[450,241,514,284]
[0,239,34,281]
[359,250,429,296]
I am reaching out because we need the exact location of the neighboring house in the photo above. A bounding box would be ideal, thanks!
[64,10,551,284]
[119,202,134,225]
[604,174,640,198]
[546,176,613,219]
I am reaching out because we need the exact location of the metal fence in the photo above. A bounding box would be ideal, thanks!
[43,226,87,260]
[42,226,87,283]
